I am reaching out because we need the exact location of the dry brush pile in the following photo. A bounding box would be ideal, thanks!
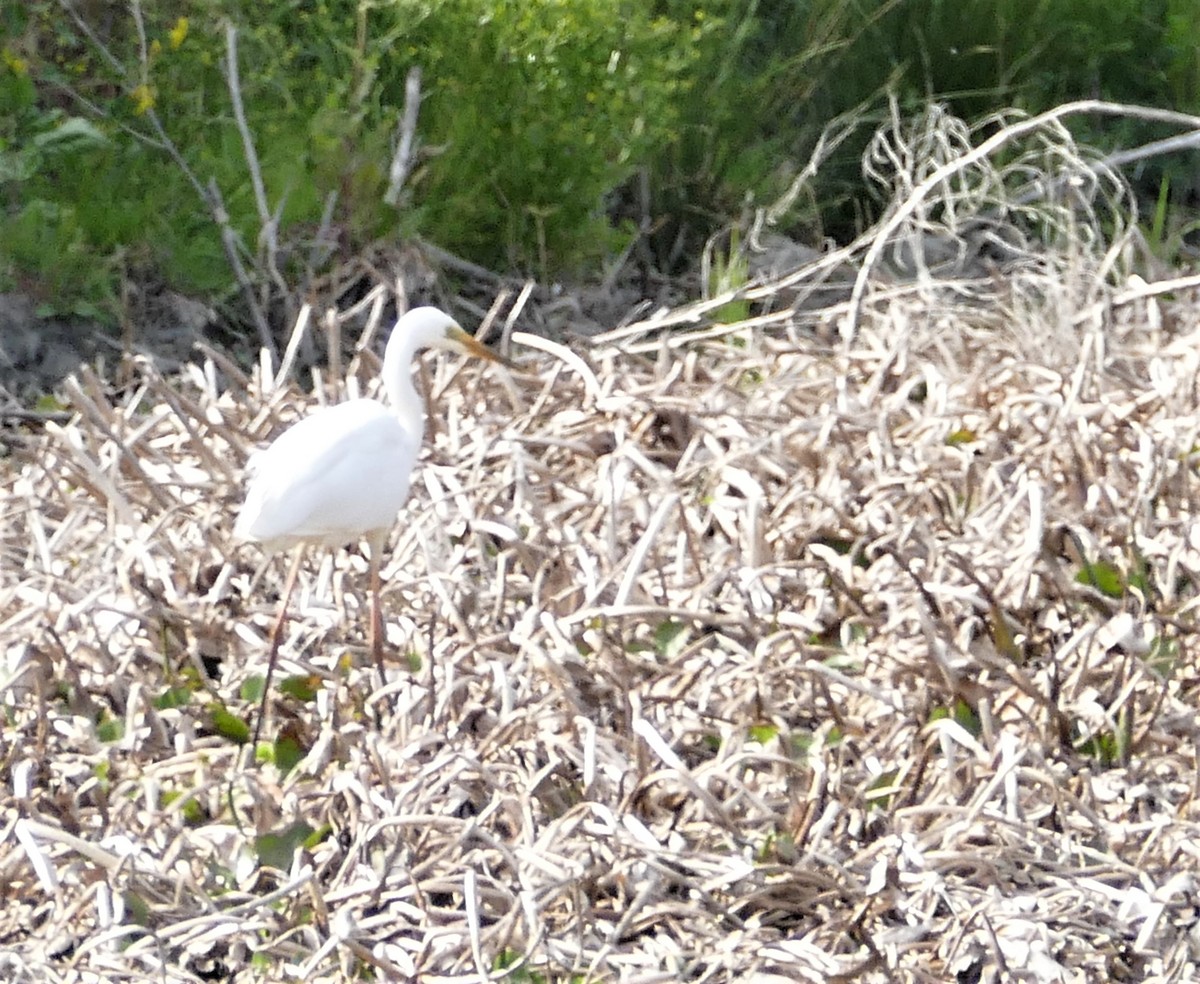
[4,107,1200,983]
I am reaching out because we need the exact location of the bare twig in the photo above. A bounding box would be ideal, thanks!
[847,99,1200,340]
[416,237,519,285]
[223,21,289,330]
[223,21,273,254]
[384,65,423,208]
[208,179,276,355]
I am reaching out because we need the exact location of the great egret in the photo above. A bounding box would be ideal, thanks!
[236,305,506,746]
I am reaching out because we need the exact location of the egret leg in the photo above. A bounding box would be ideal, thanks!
[366,530,387,677]
[252,545,305,750]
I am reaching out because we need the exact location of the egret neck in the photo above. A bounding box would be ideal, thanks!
[382,323,431,440]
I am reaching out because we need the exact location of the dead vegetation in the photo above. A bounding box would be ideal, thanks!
[4,108,1200,983]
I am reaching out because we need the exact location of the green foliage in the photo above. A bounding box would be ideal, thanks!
[123,890,152,927]
[3,0,1199,321]
[707,228,751,323]
[929,698,982,737]
[3,0,701,311]
[987,605,1025,662]
[0,54,119,316]
[278,674,321,702]
[755,828,797,863]
[1074,558,1125,599]
[397,0,701,272]
[1146,635,1179,678]
[651,618,688,659]
[748,722,778,744]
[161,789,207,825]
[240,674,265,703]
[490,950,585,984]
[864,766,900,809]
[95,710,124,743]
[2,5,231,310]
[0,198,117,318]
[1074,719,1129,768]
[154,685,193,711]
[273,732,305,775]
[254,820,317,872]
[206,701,251,744]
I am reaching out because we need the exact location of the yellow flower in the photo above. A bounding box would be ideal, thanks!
[169,17,189,50]
[150,38,162,58]
[2,49,29,76]
[131,84,155,115]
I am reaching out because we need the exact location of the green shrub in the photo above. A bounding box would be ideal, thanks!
[404,0,703,274]
[1,199,117,318]
[0,49,118,317]
[3,0,703,316]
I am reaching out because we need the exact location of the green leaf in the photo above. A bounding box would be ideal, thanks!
[279,675,320,702]
[1075,560,1125,599]
[1076,731,1120,767]
[737,367,764,389]
[255,820,316,871]
[207,703,251,745]
[865,768,900,808]
[154,685,192,710]
[240,675,265,703]
[788,731,815,756]
[1147,636,1178,678]
[652,619,687,660]
[491,949,547,982]
[1127,553,1152,598]
[123,890,152,927]
[748,723,778,744]
[96,713,123,743]
[34,394,67,413]
[273,733,305,775]
[755,830,797,864]
[162,790,205,825]
[32,117,109,153]
[814,536,870,568]
[1149,173,1170,248]
[988,605,1023,662]
[929,698,982,737]
[303,824,332,851]
[492,949,521,972]
[946,427,977,446]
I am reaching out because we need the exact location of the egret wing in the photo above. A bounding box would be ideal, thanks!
[236,399,419,549]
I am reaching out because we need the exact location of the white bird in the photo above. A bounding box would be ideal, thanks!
[236,305,506,745]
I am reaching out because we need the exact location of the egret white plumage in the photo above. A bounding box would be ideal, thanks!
[236,305,506,745]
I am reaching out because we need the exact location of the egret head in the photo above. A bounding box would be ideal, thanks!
[391,306,508,365]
